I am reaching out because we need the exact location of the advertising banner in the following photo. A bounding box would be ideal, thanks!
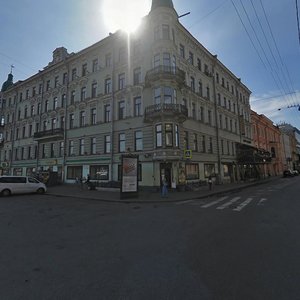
[121,155,139,199]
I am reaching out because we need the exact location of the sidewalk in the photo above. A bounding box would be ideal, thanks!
[46,176,281,204]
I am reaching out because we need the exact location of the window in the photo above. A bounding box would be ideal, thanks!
[175,124,179,147]
[197,58,202,71]
[135,131,143,151]
[54,76,59,88]
[133,67,141,85]
[156,124,162,148]
[92,59,98,72]
[105,135,111,153]
[71,68,77,81]
[24,106,28,118]
[154,54,160,68]
[163,52,171,67]
[202,135,206,153]
[118,101,125,120]
[60,116,65,129]
[165,124,173,147]
[82,63,87,76]
[61,94,66,107]
[224,97,227,108]
[179,44,185,58]
[50,143,55,158]
[91,108,96,125]
[186,164,199,180]
[51,118,56,130]
[35,123,39,133]
[208,110,212,125]
[53,97,58,110]
[105,54,112,67]
[206,86,210,100]
[134,97,142,117]
[217,93,221,105]
[105,78,111,94]
[154,87,161,104]
[29,125,32,137]
[219,114,223,129]
[46,81,50,91]
[90,165,109,180]
[221,139,224,154]
[39,83,43,94]
[59,142,64,157]
[189,51,194,65]
[32,86,36,97]
[190,77,195,92]
[230,119,233,132]
[104,105,111,123]
[216,72,219,83]
[28,146,31,160]
[37,103,41,115]
[67,166,82,180]
[26,90,29,99]
[91,82,97,98]
[192,133,198,151]
[91,137,96,154]
[164,87,173,103]
[209,137,213,153]
[192,103,196,119]
[204,164,215,177]
[69,113,74,129]
[70,90,75,104]
[42,144,46,158]
[19,93,23,102]
[162,24,170,39]
[118,73,125,90]
[69,140,74,156]
[119,133,126,152]
[79,111,85,127]
[22,126,26,138]
[79,138,85,155]
[81,87,86,101]
[225,117,228,130]
[44,100,49,112]
[184,131,189,149]
[198,81,203,96]
[63,72,68,85]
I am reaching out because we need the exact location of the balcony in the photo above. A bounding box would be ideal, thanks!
[144,103,188,123]
[145,66,185,87]
[33,128,64,141]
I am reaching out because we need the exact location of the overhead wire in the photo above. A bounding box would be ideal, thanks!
[231,0,300,126]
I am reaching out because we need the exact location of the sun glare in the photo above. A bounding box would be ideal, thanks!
[102,0,151,33]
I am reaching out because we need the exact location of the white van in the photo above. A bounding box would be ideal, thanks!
[0,176,47,196]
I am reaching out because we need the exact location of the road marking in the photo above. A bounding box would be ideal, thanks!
[201,196,229,208]
[175,200,195,205]
[233,198,253,211]
[257,198,267,205]
[216,197,241,210]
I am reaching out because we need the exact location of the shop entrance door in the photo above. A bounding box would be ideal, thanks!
[160,163,172,187]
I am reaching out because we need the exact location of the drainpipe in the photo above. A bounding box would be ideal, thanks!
[110,43,116,181]
[212,56,221,184]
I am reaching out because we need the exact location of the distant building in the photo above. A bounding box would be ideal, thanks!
[278,123,299,170]
[251,111,284,177]
[0,0,252,187]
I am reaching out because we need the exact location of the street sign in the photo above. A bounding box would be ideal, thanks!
[184,149,192,159]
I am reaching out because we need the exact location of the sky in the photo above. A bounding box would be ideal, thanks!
[1,0,300,129]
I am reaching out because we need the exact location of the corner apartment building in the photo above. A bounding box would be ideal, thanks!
[0,0,252,187]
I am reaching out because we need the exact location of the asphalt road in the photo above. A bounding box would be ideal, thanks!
[0,177,300,300]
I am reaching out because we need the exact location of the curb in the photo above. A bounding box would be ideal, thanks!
[47,177,280,204]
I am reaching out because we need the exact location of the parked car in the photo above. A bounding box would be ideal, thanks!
[283,170,294,177]
[0,176,47,196]
[292,170,299,176]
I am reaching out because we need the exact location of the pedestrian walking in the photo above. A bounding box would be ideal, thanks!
[161,176,168,197]
[208,176,212,191]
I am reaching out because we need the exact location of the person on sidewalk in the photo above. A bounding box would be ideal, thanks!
[208,176,212,191]
[161,176,168,197]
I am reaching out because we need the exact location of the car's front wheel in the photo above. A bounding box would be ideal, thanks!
[37,188,45,194]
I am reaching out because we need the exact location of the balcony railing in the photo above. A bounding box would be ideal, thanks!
[144,103,188,123]
[33,128,64,141]
[145,66,185,86]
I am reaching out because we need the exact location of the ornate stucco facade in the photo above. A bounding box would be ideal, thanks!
[0,0,252,187]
